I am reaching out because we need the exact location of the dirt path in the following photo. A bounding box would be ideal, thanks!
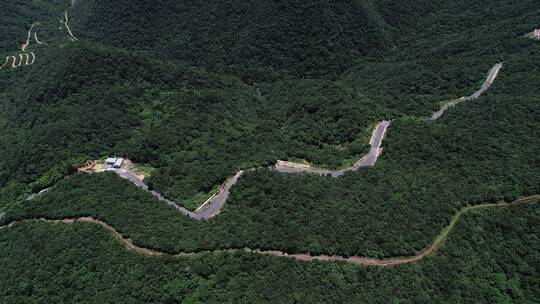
[2,196,537,266]
[1,29,39,71]
[63,0,78,41]
[1,22,41,71]
[34,31,43,44]
[13,55,22,68]
[251,195,538,266]
[0,57,9,70]
[1,53,35,70]
[21,24,35,52]
[22,53,36,65]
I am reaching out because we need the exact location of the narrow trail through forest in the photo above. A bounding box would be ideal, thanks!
[12,55,21,68]
[2,196,537,266]
[21,23,36,52]
[1,0,80,71]
[34,31,43,44]
[0,57,10,69]
[63,0,78,41]
[0,53,36,69]
[1,23,41,70]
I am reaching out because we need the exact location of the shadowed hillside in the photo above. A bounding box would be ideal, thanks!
[71,0,392,79]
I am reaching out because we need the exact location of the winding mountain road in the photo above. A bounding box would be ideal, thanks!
[275,121,390,176]
[0,58,527,267]
[20,63,503,220]
[0,57,9,70]
[1,23,40,71]
[34,31,43,44]
[107,121,389,221]
[0,53,36,70]
[2,196,537,266]
[430,63,503,120]
[8,55,18,68]
[107,64,502,219]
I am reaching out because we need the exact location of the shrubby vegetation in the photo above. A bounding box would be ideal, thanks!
[28,156,88,193]
[0,0,538,210]
[1,203,538,303]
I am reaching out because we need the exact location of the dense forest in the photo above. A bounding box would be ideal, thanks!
[1,0,540,302]
[0,43,381,208]
[1,203,538,303]
[1,0,538,210]
[70,0,388,79]
[0,0,69,53]
[4,53,539,257]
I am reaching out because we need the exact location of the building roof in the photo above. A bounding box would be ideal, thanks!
[106,157,117,164]
[114,158,124,166]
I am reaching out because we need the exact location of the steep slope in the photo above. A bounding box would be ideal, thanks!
[0,0,539,302]
[2,0,539,210]
[1,199,539,302]
[70,0,391,79]
[4,51,539,258]
[0,43,257,207]
[0,43,381,208]
[0,0,69,53]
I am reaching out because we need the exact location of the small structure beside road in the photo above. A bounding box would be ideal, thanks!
[526,29,540,40]
[106,157,124,169]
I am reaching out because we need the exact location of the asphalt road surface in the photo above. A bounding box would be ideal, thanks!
[109,121,391,220]
[22,63,503,221]
[274,120,391,177]
[430,63,503,120]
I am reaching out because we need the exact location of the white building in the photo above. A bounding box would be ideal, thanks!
[106,157,117,166]
[105,157,124,169]
[534,29,540,40]
[113,158,124,169]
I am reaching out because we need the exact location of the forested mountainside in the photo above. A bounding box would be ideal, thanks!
[1,0,540,302]
[0,0,68,53]
[69,0,538,79]
[2,203,539,303]
[5,51,539,257]
[1,0,538,210]
[71,0,389,79]
[0,43,382,207]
